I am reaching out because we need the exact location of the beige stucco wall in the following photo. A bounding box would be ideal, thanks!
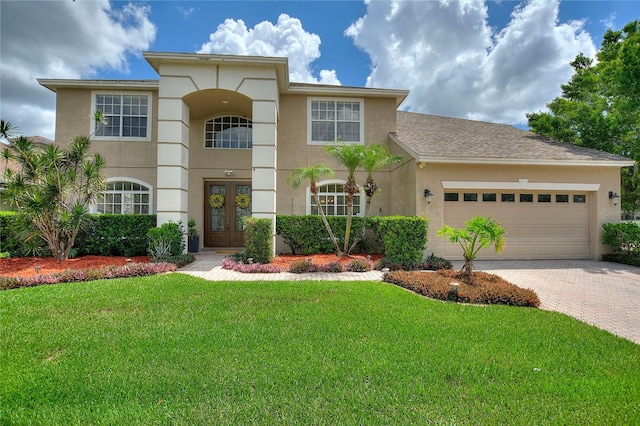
[418,162,624,260]
[53,87,159,209]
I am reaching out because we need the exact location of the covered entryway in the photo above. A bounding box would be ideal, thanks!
[204,181,252,247]
[443,190,591,259]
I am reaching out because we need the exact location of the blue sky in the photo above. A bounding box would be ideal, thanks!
[1,0,638,139]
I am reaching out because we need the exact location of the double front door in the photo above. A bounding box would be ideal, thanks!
[204,182,251,247]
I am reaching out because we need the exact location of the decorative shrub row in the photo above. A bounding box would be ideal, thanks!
[383,269,540,307]
[369,216,428,268]
[276,215,368,255]
[0,212,157,258]
[0,262,177,291]
[76,214,157,257]
[288,258,372,273]
[602,253,640,267]
[243,217,273,264]
[374,253,452,271]
[222,257,282,273]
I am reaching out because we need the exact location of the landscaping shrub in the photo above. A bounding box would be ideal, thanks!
[243,217,273,264]
[75,214,156,257]
[601,222,640,267]
[276,215,367,255]
[370,216,428,268]
[288,259,319,273]
[345,258,371,272]
[147,221,185,260]
[323,261,345,273]
[421,253,453,270]
[221,257,282,273]
[384,270,540,307]
[0,262,177,291]
[0,211,49,257]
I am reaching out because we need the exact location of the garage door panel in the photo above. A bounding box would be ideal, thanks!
[442,191,590,260]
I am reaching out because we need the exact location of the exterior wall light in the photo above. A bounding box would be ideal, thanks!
[224,170,235,178]
[609,191,620,206]
[424,188,433,204]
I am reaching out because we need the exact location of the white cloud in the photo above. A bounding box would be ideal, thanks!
[346,0,596,125]
[197,14,340,85]
[0,1,156,139]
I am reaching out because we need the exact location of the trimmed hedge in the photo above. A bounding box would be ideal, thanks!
[276,215,367,255]
[602,222,640,267]
[1,212,157,258]
[243,217,273,264]
[369,216,428,268]
[76,214,157,257]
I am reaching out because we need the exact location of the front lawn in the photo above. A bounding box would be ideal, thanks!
[2,274,639,424]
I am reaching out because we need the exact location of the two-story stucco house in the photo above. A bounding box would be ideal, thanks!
[38,52,633,260]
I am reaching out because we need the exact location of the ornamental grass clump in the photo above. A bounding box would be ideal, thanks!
[384,269,540,307]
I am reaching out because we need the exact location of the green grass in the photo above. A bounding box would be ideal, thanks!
[2,274,639,425]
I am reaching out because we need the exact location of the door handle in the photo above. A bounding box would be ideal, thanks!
[226,218,230,230]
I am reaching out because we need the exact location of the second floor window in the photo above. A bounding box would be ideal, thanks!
[95,94,149,138]
[205,116,252,149]
[309,99,363,144]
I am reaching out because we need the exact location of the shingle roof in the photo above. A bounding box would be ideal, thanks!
[393,111,634,165]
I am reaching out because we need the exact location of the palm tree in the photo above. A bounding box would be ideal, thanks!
[287,164,342,255]
[348,144,402,254]
[324,143,366,255]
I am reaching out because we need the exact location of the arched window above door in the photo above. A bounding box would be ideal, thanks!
[204,116,252,149]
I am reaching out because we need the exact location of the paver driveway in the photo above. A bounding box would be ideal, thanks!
[462,260,640,345]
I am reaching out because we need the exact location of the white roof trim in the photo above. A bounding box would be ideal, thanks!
[441,179,600,191]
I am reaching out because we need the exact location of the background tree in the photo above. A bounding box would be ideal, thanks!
[287,164,342,255]
[2,118,107,261]
[324,143,365,255]
[527,20,640,211]
[437,216,506,281]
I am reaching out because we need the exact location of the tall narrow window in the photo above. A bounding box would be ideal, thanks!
[205,116,252,148]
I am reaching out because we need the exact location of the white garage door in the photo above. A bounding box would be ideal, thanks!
[443,191,590,259]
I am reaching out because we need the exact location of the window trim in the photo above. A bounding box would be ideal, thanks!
[91,177,154,214]
[305,179,365,217]
[90,91,152,141]
[307,97,364,145]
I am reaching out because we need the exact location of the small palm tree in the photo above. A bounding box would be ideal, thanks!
[437,216,506,282]
[346,144,403,253]
[324,143,366,255]
[287,164,342,255]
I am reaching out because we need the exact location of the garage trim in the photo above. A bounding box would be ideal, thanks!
[441,179,600,191]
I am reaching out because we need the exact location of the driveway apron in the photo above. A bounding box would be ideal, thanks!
[460,260,640,345]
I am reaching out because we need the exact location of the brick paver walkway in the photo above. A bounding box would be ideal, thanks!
[179,251,640,345]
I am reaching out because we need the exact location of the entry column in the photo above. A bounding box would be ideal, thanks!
[156,96,189,240]
[251,100,277,255]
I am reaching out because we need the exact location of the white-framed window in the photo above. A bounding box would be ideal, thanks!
[91,92,152,140]
[306,180,364,217]
[204,116,252,149]
[307,98,364,145]
[94,178,153,214]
